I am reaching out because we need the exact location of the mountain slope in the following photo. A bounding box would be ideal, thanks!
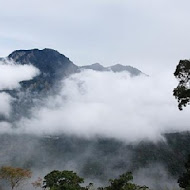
[6,48,78,93]
[81,63,108,71]
[8,48,78,77]
[109,64,142,76]
[5,48,145,91]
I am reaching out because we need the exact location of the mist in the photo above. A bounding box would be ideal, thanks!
[0,60,40,90]
[0,68,187,189]
[0,60,39,127]
[0,92,12,118]
[134,164,179,190]
[12,69,189,143]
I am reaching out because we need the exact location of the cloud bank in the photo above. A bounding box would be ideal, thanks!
[16,70,190,142]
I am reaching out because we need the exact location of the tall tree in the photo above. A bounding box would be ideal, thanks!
[174,60,190,110]
[0,166,32,190]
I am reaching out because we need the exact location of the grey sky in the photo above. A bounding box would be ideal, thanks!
[0,0,190,74]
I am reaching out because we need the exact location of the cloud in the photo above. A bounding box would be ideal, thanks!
[0,92,13,118]
[0,121,13,134]
[16,70,190,142]
[0,60,39,122]
[134,164,178,190]
[0,60,40,90]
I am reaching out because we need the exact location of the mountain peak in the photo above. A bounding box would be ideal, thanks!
[109,64,142,76]
[80,63,107,71]
[80,63,143,76]
[112,64,123,67]
[6,48,144,78]
[91,63,103,67]
[8,48,78,76]
[8,48,67,63]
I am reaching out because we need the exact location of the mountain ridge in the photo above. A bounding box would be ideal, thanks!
[7,48,78,77]
[0,48,146,96]
[5,48,145,77]
[80,63,143,76]
[1,48,146,121]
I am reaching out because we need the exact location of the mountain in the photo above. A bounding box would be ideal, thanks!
[81,63,108,71]
[7,48,144,77]
[109,64,142,76]
[80,63,143,76]
[5,48,144,90]
[7,49,78,92]
[2,48,145,93]
[8,48,78,77]
[1,48,145,121]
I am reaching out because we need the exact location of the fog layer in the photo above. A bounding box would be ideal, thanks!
[14,70,190,142]
[0,60,39,125]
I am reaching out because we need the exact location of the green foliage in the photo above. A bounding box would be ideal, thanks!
[98,172,149,190]
[43,170,85,190]
[43,170,149,190]
[174,60,190,110]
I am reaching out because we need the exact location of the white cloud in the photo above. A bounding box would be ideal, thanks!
[16,70,190,142]
[0,92,13,118]
[0,60,40,90]
[0,60,39,121]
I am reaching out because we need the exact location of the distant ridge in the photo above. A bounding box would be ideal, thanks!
[80,63,143,76]
[80,63,107,71]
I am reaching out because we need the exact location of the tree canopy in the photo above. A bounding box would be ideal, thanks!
[174,59,190,110]
[43,170,86,190]
[98,172,149,190]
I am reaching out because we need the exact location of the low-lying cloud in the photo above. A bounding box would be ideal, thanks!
[0,60,39,120]
[0,92,13,118]
[0,60,40,90]
[16,70,190,142]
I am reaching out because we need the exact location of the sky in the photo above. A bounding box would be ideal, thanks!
[1,0,190,74]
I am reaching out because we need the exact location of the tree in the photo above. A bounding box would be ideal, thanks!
[0,166,32,190]
[178,155,190,190]
[43,170,86,190]
[173,59,190,110]
[98,172,149,190]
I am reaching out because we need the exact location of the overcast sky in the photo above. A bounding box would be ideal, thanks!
[0,0,190,74]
